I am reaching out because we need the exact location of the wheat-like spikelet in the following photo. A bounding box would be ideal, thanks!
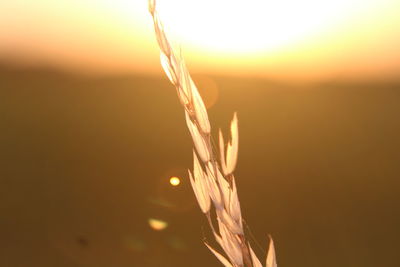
[148,1,277,266]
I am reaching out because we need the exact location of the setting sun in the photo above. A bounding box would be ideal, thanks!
[156,0,376,54]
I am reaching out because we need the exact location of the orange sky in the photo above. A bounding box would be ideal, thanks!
[0,0,399,80]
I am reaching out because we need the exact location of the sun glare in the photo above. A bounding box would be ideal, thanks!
[155,0,374,54]
[1,0,397,79]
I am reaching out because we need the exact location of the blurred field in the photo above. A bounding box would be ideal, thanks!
[0,64,399,267]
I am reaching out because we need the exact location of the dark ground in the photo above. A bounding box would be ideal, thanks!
[0,64,399,267]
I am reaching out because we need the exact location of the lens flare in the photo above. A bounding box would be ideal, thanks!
[169,176,181,186]
[148,218,168,231]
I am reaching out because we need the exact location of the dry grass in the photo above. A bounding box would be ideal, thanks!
[148,1,277,266]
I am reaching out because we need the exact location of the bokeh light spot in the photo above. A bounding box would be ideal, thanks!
[148,218,168,231]
[124,236,147,252]
[169,176,181,186]
[168,236,187,251]
[192,74,219,109]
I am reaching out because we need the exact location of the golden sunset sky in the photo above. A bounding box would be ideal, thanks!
[1,0,399,80]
